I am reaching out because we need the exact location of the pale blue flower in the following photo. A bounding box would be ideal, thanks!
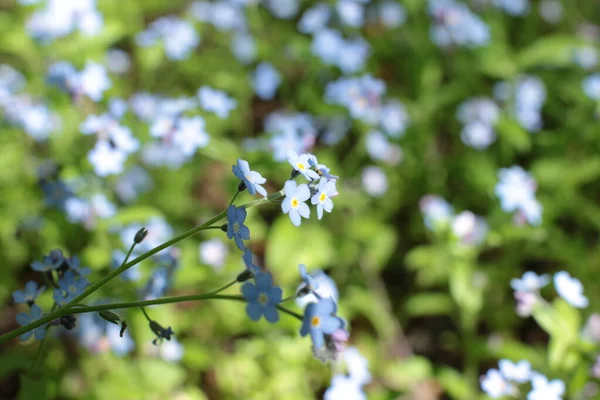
[253,62,281,100]
[336,0,365,28]
[325,375,366,400]
[232,159,267,196]
[510,271,549,292]
[492,0,529,16]
[87,141,127,176]
[583,73,600,101]
[300,298,345,349]
[528,373,564,400]
[54,271,89,304]
[499,359,531,383]
[136,17,200,61]
[554,271,588,308]
[282,180,311,226]
[265,0,298,19]
[481,369,515,399]
[197,86,237,119]
[379,2,406,28]
[16,305,46,341]
[495,166,542,225]
[298,4,330,34]
[361,166,388,198]
[299,264,319,293]
[31,250,65,272]
[380,101,409,138]
[13,281,45,305]
[287,149,320,181]
[311,179,337,220]
[296,270,339,308]
[230,33,256,64]
[227,205,250,250]
[242,272,282,323]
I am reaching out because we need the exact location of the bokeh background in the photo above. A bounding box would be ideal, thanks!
[1,0,600,399]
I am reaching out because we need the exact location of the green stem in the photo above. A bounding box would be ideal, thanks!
[0,192,284,345]
[30,303,57,376]
[229,190,240,206]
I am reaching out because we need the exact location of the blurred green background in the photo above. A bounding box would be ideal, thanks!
[1,0,600,399]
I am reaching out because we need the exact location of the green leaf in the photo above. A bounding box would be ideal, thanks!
[19,375,48,400]
[404,292,455,317]
[496,117,531,152]
[382,356,433,390]
[437,367,477,400]
[517,34,584,69]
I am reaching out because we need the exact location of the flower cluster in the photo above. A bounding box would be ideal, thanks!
[495,166,542,225]
[481,359,565,400]
[456,97,501,150]
[428,0,490,49]
[494,76,547,132]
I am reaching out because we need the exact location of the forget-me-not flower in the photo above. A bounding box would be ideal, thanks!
[13,281,45,305]
[300,297,345,349]
[499,359,532,383]
[528,373,565,400]
[253,62,281,100]
[282,180,311,226]
[16,305,46,341]
[31,250,65,272]
[226,205,250,250]
[242,271,282,323]
[298,264,319,297]
[54,271,89,305]
[197,86,237,119]
[554,271,588,308]
[480,369,516,399]
[287,149,320,181]
[311,179,337,220]
[232,159,267,196]
[510,271,549,293]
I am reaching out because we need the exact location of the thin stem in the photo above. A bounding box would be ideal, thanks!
[277,305,303,320]
[0,192,284,345]
[229,190,240,206]
[140,307,152,323]
[121,242,137,268]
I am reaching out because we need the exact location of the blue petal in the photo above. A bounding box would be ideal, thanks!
[232,164,244,180]
[12,291,26,304]
[24,281,38,295]
[316,298,337,315]
[246,303,262,321]
[227,205,236,223]
[234,235,245,251]
[263,306,279,323]
[16,313,30,326]
[310,329,325,349]
[34,327,46,341]
[320,315,344,334]
[255,272,273,291]
[270,287,283,304]
[239,225,250,240]
[236,207,247,223]
[20,331,33,341]
[241,282,257,301]
[246,180,256,195]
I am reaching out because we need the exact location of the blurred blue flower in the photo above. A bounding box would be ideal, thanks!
[296,270,339,309]
[26,0,103,41]
[112,250,141,281]
[380,101,409,138]
[365,131,403,165]
[16,305,46,341]
[311,179,337,220]
[495,166,542,225]
[325,375,366,400]
[428,0,490,48]
[253,62,281,100]
[242,248,260,275]
[265,0,298,19]
[298,264,319,294]
[287,149,320,181]
[300,297,345,349]
[457,97,499,149]
[64,194,117,228]
[230,33,257,64]
[232,159,267,196]
[499,359,531,383]
[378,2,407,28]
[227,205,250,250]
[199,238,228,271]
[419,195,454,230]
[242,272,282,323]
[54,271,89,304]
[492,0,530,16]
[361,166,388,198]
[13,281,45,305]
[282,180,311,226]
[41,180,73,210]
[325,75,386,125]
[106,322,135,356]
[157,337,184,362]
[197,86,237,119]
[510,271,549,293]
[554,271,588,308]
[480,368,515,398]
[528,373,565,400]
[65,255,92,277]
[136,17,200,61]
[573,46,598,70]
[583,73,600,101]
[336,0,365,28]
[31,250,65,272]
[266,111,317,161]
[298,4,330,34]
[450,211,488,246]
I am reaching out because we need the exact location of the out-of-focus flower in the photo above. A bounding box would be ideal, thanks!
[230,34,256,64]
[324,375,366,400]
[428,0,490,48]
[336,0,365,28]
[378,2,407,28]
[298,4,330,34]
[199,238,228,270]
[106,49,131,74]
[492,0,529,16]
[419,195,454,230]
[13,281,45,305]
[253,62,281,100]
[325,75,386,125]
[480,369,516,398]
[495,166,542,225]
[265,112,317,161]
[539,0,563,24]
[361,166,388,197]
[265,0,298,19]
[16,305,46,341]
[26,0,103,41]
[583,74,600,101]
[136,17,200,60]
[365,131,403,165]
[53,271,89,304]
[573,46,598,70]
[494,76,546,132]
[528,373,565,400]
[451,211,488,246]
[554,271,588,308]
[242,272,282,322]
[582,314,600,343]
[296,270,339,308]
[511,271,550,292]
[197,86,237,119]
[499,359,531,383]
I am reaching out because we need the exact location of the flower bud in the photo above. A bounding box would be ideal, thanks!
[237,181,247,192]
[134,227,149,244]
[99,310,122,325]
[220,223,228,232]
[237,269,255,282]
[290,169,301,179]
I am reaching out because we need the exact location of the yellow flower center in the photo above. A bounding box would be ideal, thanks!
[319,193,327,202]
[68,285,77,293]
[258,293,268,305]
[291,198,299,208]
[311,316,321,327]
[297,162,305,170]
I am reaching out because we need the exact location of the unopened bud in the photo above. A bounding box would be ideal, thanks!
[237,269,254,282]
[290,169,300,179]
[119,321,128,337]
[220,223,228,232]
[237,181,247,192]
[99,310,121,325]
[134,227,149,244]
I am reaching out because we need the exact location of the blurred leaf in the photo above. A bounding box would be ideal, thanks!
[19,375,48,400]
[382,356,433,391]
[437,367,477,400]
[404,292,454,317]
[517,35,584,69]
[496,117,531,152]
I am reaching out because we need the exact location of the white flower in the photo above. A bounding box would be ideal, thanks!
[287,148,320,181]
[324,375,366,400]
[311,179,337,219]
[344,347,371,386]
[199,238,228,270]
[499,359,531,383]
[554,271,588,308]
[528,373,565,400]
[481,369,516,399]
[88,141,126,176]
[511,271,550,292]
[282,180,310,226]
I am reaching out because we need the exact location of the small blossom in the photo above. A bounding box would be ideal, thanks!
[311,179,337,220]
[53,271,88,305]
[253,62,281,100]
[499,359,531,383]
[300,297,345,350]
[282,180,311,226]
[528,373,565,400]
[12,281,45,305]
[554,271,588,308]
[232,159,267,197]
[199,238,228,270]
[480,369,516,399]
[287,148,320,181]
[226,205,250,251]
[296,270,339,308]
[31,249,65,272]
[514,290,539,317]
[242,272,282,323]
[510,271,550,292]
[197,86,237,119]
[65,255,92,277]
[298,264,319,296]
[16,305,46,341]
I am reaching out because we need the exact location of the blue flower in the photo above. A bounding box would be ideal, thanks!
[16,305,46,341]
[242,272,282,323]
[253,62,281,100]
[300,298,345,349]
[311,179,337,220]
[287,149,320,181]
[66,255,92,277]
[282,180,311,226]
[12,281,45,305]
[31,249,65,272]
[554,271,588,308]
[53,271,89,305]
[227,205,250,250]
[298,264,319,295]
[197,86,237,119]
[232,159,267,197]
